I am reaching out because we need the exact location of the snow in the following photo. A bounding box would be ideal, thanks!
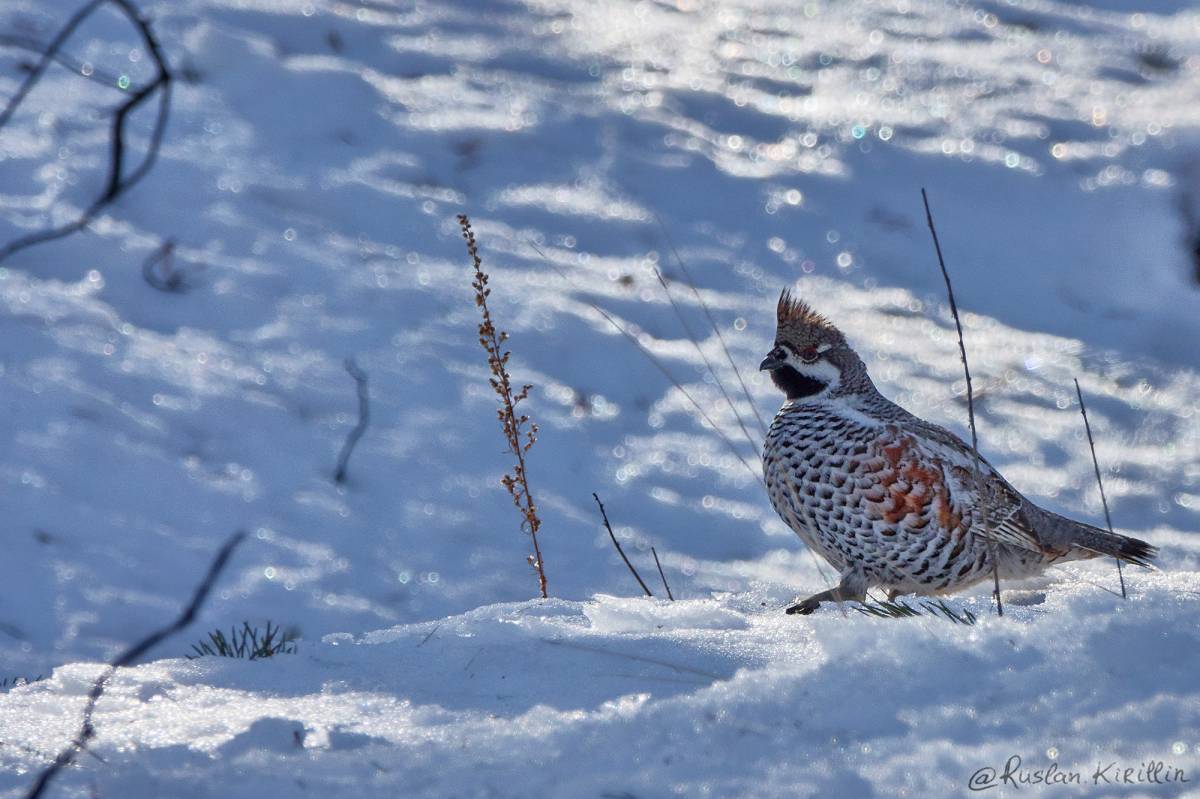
[1,0,1198,795]
[3,589,1199,796]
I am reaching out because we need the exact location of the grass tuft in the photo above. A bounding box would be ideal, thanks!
[186,621,298,660]
[854,598,977,625]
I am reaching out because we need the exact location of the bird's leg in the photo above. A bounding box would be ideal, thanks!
[785,570,868,615]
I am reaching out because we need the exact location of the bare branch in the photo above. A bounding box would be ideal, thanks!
[0,0,107,130]
[334,358,370,484]
[593,493,653,598]
[921,188,1002,617]
[0,0,173,264]
[24,530,246,799]
[1073,378,1126,598]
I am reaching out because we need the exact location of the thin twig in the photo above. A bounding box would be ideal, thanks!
[0,0,106,130]
[0,0,172,264]
[650,546,674,601]
[24,530,246,799]
[1073,378,1126,599]
[593,493,653,597]
[921,188,1002,617]
[334,358,370,484]
[654,214,769,437]
[526,239,765,488]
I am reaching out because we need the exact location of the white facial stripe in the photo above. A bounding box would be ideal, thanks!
[789,357,841,394]
[816,343,831,353]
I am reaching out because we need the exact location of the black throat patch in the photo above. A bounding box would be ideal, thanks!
[771,365,827,400]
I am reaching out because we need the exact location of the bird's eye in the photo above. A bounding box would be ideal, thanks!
[799,347,820,363]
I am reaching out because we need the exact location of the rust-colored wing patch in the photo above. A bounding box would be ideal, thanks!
[864,429,963,536]
[866,427,1050,554]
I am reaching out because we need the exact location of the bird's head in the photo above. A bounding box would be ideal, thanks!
[759,290,865,401]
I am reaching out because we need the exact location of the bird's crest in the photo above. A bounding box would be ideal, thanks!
[776,289,837,333]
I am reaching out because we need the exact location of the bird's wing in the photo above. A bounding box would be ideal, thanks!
[868,420,1050,555]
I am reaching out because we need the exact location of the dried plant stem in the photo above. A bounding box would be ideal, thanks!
[0,0,172,264]
[25,530,245,799]
[594,493,652,597]
[334,358,370,484]
[651,546,674,601]
[921,188,1002,617]
[1073,378,1127,599]
[459,215,547,598]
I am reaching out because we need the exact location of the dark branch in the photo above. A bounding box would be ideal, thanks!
[0,0,107,130]
[593,493,652,598]
[651,546,674,601]
[1073,378,1126,599]
[0,0,172,265]
[334,358,370,484]
[921,188,1002,617]
[24,530,246,799]
[103,0,172,202]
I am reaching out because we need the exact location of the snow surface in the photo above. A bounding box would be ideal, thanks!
[1,0,1198,795]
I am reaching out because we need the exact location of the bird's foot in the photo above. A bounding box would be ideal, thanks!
[784,572,868,616]
[785,596,822,615]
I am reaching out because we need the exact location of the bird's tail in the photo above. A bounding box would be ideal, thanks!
[1062,518,1157,569]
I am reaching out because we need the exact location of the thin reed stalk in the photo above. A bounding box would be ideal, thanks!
[651,546,674,601]
[921,189,1003,617]
[1073,378,1127,598]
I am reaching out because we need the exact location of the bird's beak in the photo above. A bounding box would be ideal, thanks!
[759,348,785,371]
